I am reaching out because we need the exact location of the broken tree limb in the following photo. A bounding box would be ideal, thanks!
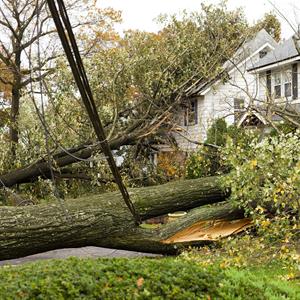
[0,176,241,260]
[0,133,139,187]
[99,202,246,254]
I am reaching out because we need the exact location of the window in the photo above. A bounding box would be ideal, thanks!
[273,72,281,98]
[259,50,268,58]
[234,98,245,122]
[184,99,198,126]
[284,69,292,97]
[267,68,296,101]
[234,98,244,110]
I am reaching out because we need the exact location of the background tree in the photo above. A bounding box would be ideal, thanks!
[0,2,251,193]
[253,12,281,42]
[0,1,283,198]
[0,0,120,161]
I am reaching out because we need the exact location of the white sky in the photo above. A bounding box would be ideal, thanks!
[96,0,300,39]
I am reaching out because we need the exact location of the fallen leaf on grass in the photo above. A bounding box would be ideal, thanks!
[137,277,144,288]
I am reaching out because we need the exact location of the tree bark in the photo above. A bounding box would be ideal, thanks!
[0,176,241,260]
[9,49,22,159]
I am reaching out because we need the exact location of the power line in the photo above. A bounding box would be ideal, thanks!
[46,0,141,224]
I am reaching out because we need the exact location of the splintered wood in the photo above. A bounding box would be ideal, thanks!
[162,218,252,244]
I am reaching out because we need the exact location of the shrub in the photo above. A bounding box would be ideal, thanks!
[222,132,300,217]
[0,257,299,299]
[185,119,247,179]
[221,131,300,251]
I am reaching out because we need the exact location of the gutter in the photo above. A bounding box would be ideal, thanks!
[248,55,300,73]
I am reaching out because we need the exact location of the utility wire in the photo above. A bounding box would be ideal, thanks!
[46,0,141,224]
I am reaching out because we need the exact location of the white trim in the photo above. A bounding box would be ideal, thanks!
[249,56,300,73]
[237,111,268,127]
[235,43,275,72]
[200,42,276,95]
[273,71,282,99]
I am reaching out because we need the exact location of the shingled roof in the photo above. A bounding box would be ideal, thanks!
[249,37,300,71]
[185,29,277,97]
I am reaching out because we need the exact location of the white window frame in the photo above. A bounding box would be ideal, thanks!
[184,98,198,126]
[283,69,292,98]
[273,72,282,99]
[233,97,245,123]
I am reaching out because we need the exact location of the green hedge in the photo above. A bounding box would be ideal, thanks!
[0,257,298,299]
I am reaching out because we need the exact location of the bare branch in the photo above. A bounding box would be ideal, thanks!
[173,129,221,149]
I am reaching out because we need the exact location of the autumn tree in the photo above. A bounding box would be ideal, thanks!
[253,12,281,42]
[0,0,121,161]
[0,1,256,192]
[0,1,284,192]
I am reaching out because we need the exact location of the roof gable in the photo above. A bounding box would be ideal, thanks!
[224,29,277,69]
[249,37,300,71]
[186,29,277,97]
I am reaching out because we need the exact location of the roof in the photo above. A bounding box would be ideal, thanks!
[185,73,224,97]
[237,108,286,127]
[249,37,300,71]
[224,29,277,69]
[186,29,277,97]
[237,111,268,127]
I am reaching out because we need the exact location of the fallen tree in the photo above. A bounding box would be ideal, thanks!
[0,176,248,260]
[0,132,139,187]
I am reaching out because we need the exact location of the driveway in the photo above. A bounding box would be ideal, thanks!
[0,247,160,266]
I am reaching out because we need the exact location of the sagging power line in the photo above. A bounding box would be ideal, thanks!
[45,0,141,225]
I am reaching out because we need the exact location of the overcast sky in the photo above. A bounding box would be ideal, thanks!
[96,0,300,39]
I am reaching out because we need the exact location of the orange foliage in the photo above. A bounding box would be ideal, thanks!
[0,61,12,128]
[0,62,12,100]
[157,151,186,179]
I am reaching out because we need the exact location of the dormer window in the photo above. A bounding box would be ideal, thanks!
[259,50,268,58]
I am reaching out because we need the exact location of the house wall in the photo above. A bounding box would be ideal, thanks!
[174,52,262,151]
[256,61,300,105]
[173,96,206,151]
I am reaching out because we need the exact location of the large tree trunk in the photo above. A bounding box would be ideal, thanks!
[0,177,245,260]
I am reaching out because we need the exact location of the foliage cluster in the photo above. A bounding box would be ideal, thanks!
[0,257,299,299]
[156,151,186,181]
[218,131,300,263]
[185,123,299,262]
[253,12,281,42]
[185,119,247,178]
[222,132,300,218]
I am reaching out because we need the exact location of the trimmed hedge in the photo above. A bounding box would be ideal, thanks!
[0,257,299,299]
